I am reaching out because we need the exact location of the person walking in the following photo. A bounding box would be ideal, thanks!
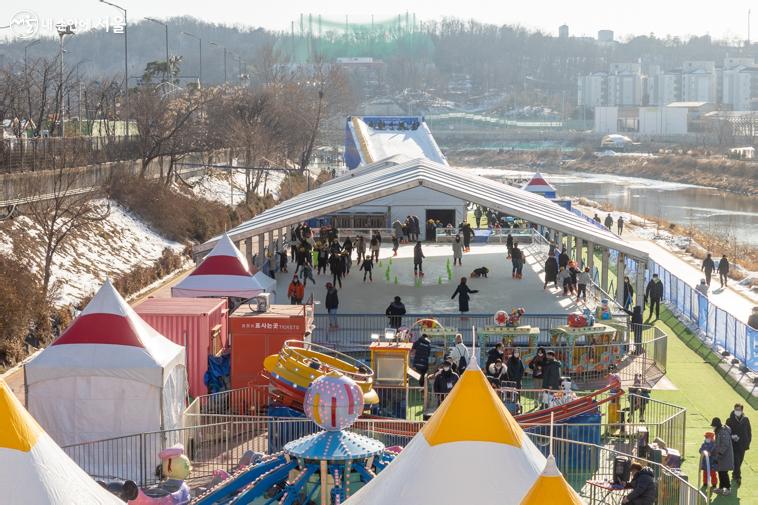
[695,279,709,297]
[623,276,635,310]
[645,273,663,320]
[511,244,524,279]
[452,235,463,266]
[360,255,374,282]
[622,463,657,505]
[451,277,478,313]
[558,267,571,296]
[287,276,304,304]
[369,234,380,262]
[604,213,613,230]
[718,255,730,288]
[355,235,366,264]
[711,417,734,495]
[474,206,483,229]
[617,215,624,235]
[506,350,525,390]
[726,403,751,486]
[506,233,514,258]
[558,247,569,269]
[324,283,340,330]
[411,333,432,387]
[448,333,470,374]
[544,255,558,289]
[385,296,406,329]
[593,213,601,224]
[461,223,474,252]
[329,252,344,288]
[577,267,591,302]
[702,253,715,287]
[413,241,425,276]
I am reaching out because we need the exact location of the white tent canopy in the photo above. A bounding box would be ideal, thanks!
[195,157,647,260]
[25,280,186,448]
[0,380,122,505]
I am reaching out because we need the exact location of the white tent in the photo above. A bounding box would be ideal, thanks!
[0,380,122,504]
[172,233,272,298]
[25,280,187,449]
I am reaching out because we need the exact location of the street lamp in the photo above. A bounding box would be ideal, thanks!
[182,31,202,85]
[229,51,244,84]
[145,17,169,82]
[57,24,75,138]
[99,0,129,137]
[209,41,227,83]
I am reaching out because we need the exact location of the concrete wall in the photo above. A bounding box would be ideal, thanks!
[594,107,619,134]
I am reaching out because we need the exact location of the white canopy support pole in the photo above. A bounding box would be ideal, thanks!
[616,252,626,306]
[244,237,254,271]
[587,241,595,273]
[257,235,265,268]
[601,248,610,293]
[550,411,555,457]
[635,259,646,308]
[576,237,584,267]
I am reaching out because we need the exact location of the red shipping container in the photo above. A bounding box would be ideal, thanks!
[134,297,228,398]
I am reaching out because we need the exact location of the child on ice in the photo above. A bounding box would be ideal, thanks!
[360,256,374,282]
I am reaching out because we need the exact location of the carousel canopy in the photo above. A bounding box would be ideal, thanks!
[521,454,584,505]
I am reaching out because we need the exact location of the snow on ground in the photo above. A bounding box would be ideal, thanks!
[0,200,183,306]
[188,168,286,205]
[273,242,582,315]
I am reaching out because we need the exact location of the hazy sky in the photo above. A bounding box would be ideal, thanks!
[1,0,754,41]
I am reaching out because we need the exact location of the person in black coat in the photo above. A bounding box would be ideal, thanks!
[623,276,635,310]
[506,233,514,257]
[486,342,505,369]
[329,253,344,288]
[718,255,730,288]
[433,358,459,394]
[558,248,569,269]
[451,277,478,313]
[325,283,339,329]
[411,333,432,387]
[726,403,751,484]
[486,359,508,387]
[623,464,657,505]
[544,256,558,289]
[541,350,562,391]
[701,253,715,286]
[461,223,474,252]
[413,241,425,275]
[385,296,406,329]
[506,350,525,389]
[644,274,664,320]
[529,347,547,379]
[623,305,645,355]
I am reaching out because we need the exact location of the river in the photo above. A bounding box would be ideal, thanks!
[465,168,758,246]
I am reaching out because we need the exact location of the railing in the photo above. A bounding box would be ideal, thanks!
[63,418,705,504]
[0,135,142,172]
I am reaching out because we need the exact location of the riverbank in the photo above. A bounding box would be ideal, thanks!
[448,149,758,196]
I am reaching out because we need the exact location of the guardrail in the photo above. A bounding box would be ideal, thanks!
[1,136,142,172]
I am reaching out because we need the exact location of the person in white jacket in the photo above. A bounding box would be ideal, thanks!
[448,333,471,373]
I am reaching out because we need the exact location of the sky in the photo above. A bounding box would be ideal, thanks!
[0,0,754,42]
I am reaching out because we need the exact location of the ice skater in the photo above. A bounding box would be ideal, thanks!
[413,241,425,276]
[452,235,463,266]
[451,277,478,313]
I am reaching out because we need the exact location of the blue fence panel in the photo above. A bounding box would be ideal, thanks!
[682,285,691,320]
[716,309,728,349]
[748,327,758,370]
[726,314,737,360]
[676,279,685,313]
[735,321,748,364]
[696,295,707,330]
[707,303,717,343]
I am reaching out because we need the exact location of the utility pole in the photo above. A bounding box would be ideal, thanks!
[182,31,202,85]
[99,0,129,137]
[145,18,169,81]
[57,24,76,138]
[24,39,41,122]
[210,41,227,83]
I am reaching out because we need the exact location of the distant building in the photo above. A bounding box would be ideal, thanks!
[608,63,643,106]
[645,65,682,105]
[597,30,614,43]
[681,61,718,103]
[559,24,569,38]
[577,73,607,108]
[722,58,758,111]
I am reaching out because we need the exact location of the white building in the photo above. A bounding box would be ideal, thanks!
[682,61,717,103]
[646,65,682,106]
[638,106,688,135]
[722,58,757,111]
[594,106,619,133]
[577,73,607,108]
[608,63,643,106]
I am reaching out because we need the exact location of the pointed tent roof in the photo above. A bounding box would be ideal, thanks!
[26,280,185,388]
[172,234,272,298]
[521,172,557,195]
[0,380,122,504]
[344,359,547,505]
[521,455,585,505]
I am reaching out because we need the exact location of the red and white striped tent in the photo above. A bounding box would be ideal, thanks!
[521,172,557,199]
[25,280,187,451]
[172,233,272,299]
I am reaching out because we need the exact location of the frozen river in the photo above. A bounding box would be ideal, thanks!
[465,167,758,247]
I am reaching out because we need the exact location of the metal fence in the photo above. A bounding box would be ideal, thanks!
[0,136,143,172]
[62,418,705,504]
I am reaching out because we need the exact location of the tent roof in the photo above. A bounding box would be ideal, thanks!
[521,455,585,505]
[195,158,647,260]
[172,234,272,298]
[0,381,122,504]
[26,280,185,387]
[521,172,557,193]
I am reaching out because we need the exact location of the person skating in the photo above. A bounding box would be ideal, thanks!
[506,350,525,389]
[316,244,329,275]
[452,235,463,266]
[529,347,547,380]
[287,276,304,304]
[702,253,715,287]
[342,237,353,273]
[411,333,432,387]
[725,403,751,486]
[544,255,558,289]
[474,206,483,229]
[718,255,730,288]
[461,223,474,252]
[541,350,562,391]
[278,249,288,273]
[622,463,657,505]
[360,255,374,282]
[392,219,403,242]
[391,234,399,256]
[711,417,734,495]
[511,244,524,279]
[385,296,406,329]
[413,241,425,276]
[645,273,663,320]
[617,215,624,235]
[329,252,344,288]
[506,233,514,258]
[355,235,366,264]
[448,333,470,374]
[300,261,316,287]
[451,277,478,313]
[340,251,351,276]
[577,267,591,302]
[325,282,340,329]
[623,276,635,310]
[369,234,380,262]
[604,213,613,230]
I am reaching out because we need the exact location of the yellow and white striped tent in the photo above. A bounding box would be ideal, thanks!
[344,359,585,505]
[0,380,121,504]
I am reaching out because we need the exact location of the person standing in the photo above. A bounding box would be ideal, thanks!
[452,235,463,266]
[413,241,425,276]
[511,244,524,279]
[411,333,432,387]
[726,403,751,486]
[391,234,399,256]
[544,255,558,289]
[369,234,380,262]
[392,219,403,242]
[711,417,734,495]
[577,267,591,302]
[474,206,483,229]
[617,215,624,235]
[718,255,730,288]
[433,359,460,395]
[529,347,547,380]
[486,342,505,369]
[448,333,470,374]
[506,350,525,390]
[411,215,420,242]
[506,233,514,258]
[462,223,474,252]
[451,277,478,313]
[324,283,340,330]
[645,273,663,320]
[355,235,366,264]
[604,213,613,230]
[385,296,406,329]
[287,276,304,304]
[360,255,374,282]
[541,350,562,391]
[558,247,569,269]
[702,253,715,287]
[329,252,344,288]
[623,276,635,310]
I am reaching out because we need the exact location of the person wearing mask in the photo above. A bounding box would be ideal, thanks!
[448,333,470,374]
[411,333,432,387]
[544,255,558,290]
[749,306,758,329]
[645,273,663,320]
[413,241,425,276]
[557,267,571,296]
[486,359,507,387]
[699,432,718,491]
[711,417,734,495]
[385,296,406,329]
[725,403,751,485]
[622,462,657,505]
[617,215,624,235]
[701,253,715,287]
[287,276,304,304]
[324,283,339,330]
[452,235,463,266]
[511,244,524,279]
[529,347,547,380]
[486,342,505,369]
[506,350,525,390]
[718,255,730,288]
[577,267,591,302]
[623,276,635,310]
[433,358,460,396]
[451,277,479,313]
[541,350,562,391]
